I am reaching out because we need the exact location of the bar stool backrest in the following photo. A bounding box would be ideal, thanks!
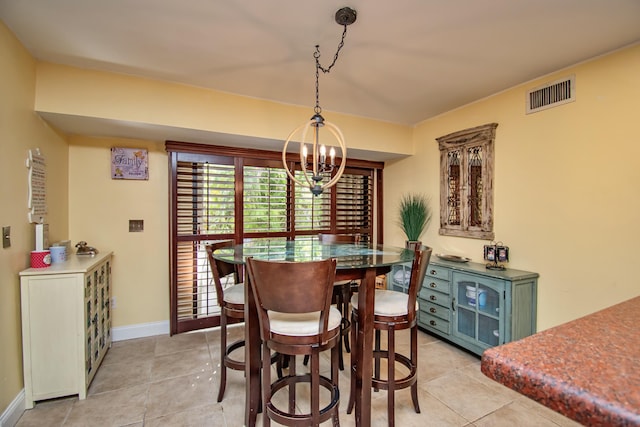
[246,257,338,343]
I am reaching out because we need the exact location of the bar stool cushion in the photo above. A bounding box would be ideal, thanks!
[268,306,342,336]
[222,283,244,305]
[351,290,419,317]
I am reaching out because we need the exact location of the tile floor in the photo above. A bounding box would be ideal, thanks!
[16,326,581,426]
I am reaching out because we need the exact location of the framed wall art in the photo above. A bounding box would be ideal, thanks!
[111,147,148,180]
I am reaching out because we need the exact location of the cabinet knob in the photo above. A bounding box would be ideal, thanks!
[429,282,437,288]
[430,270,437,276]
[429,320,437,326]
[429,307,436,313]
[429,295,437,301]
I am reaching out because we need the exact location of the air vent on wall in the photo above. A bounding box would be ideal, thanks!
[526,75,575,114]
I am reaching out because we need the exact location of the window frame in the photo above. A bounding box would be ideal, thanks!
[436,123,497,240]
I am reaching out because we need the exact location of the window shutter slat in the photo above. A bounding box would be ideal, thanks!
[243,166,287,233]
[335,172,373,239]
[294,170,331,231]
[175,161,235,236]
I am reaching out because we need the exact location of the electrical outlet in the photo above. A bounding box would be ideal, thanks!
[111,297,117,309]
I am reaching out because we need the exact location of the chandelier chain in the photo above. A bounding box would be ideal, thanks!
[313,24,349,114]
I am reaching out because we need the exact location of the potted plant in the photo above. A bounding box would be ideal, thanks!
[398,193,432,249]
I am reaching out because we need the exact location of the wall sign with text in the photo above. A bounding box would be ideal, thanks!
[27,148,47,223]
[111,148,148,180]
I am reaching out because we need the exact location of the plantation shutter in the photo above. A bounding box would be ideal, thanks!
[335,169,373,241]
[172,154,236,333]
[176,160,235,236]
[243,164,288,236]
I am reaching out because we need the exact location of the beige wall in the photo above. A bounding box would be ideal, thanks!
[0,23,69,414]
[35,63,414,159]
[68,136,169,327]
[384,44,640,330]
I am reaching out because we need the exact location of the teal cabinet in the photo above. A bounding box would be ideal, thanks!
[452,272,505,351]
[390,259,538,356]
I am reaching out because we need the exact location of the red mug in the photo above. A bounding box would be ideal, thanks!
[31,250,51,268]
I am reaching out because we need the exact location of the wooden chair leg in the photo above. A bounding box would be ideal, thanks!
[332,345,341,427]
[311,350,320,426]
[288,356,296,415]
[276,354,283,379]
[387,328,396,427]
[346,313,357,414]
[262,345,272,427]
[411,325,420,413]
[342,285,351,353]
[217,312,227,402]
[374,329,381,392]
[331,339,340,387]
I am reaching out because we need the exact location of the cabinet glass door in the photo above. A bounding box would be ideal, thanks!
[453,273,503,349]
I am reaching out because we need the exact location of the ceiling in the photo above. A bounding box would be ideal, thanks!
[2,0,640,144]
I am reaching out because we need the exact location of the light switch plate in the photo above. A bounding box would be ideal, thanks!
[2,226,10,248]
[129,219,144,232]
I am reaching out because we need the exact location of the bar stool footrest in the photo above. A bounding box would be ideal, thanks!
[268,373,340,426]
[224,339,245,371]
[371,350,417,390]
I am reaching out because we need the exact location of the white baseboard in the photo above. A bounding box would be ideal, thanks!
[0,389,25,427]
[111,320,170,342]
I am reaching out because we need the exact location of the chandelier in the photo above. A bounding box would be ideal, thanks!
[282,7,357,196]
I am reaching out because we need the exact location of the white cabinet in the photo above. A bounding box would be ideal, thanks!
[20,252,112,408]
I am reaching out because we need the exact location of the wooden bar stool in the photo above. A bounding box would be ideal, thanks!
[246,256,342,427]
[205,241,246,402]
[347,244,432,426]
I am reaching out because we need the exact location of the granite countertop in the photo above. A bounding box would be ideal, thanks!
[481,296,640,426]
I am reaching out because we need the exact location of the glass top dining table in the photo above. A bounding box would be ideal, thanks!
[213,238,414,427]
[213,238,414,269]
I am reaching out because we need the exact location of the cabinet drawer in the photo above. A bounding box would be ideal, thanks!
[426,264,450,280]
[422,277,450,295]
[419,288,451,308]
[420,312,450,334]
[420,301,449,320]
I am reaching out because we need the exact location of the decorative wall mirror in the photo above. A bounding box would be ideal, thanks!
[436,123,497,240]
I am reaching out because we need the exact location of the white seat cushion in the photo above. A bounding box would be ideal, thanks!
[350,290,418,317]
[268,306,342,336]
[223,283,244,305]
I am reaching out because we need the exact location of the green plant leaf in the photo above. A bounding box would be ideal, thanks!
[398,193,432,241]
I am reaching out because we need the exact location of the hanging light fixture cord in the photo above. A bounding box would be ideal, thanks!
[281,6,356,196]
[314,20,350,114]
